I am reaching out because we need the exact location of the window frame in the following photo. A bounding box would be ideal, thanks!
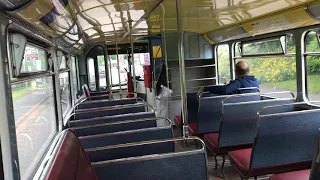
[12,42,50,78]
[232,33,297,97]
[86,57,98,91]
[70,55,79,105]
[10,73,59,180]
[303,29,320,101]
[215,44,231,84]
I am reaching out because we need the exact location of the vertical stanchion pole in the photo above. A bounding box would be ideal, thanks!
[105,40,113,98]
[161,3,171,118]
[115,36,122,98]
[176,0,189,138]
[129,20,137,96]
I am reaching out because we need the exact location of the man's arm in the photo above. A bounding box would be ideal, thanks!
[203,81,241,95]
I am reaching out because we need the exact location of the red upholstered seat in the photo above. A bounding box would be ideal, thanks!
[188,123,197,136]
[174,115,182,129]
[229,149,311,178]
[269,169,310,180]
[204,133,219,152]
[229,148,252,177]
[47,130,98,180]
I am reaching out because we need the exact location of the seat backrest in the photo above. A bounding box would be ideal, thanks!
[44,130,98,180]
[197,94,260,134]
[79,126,173,149]
[69,112,155,127]
[218,98,294,150]
[91,138,208,180]
[187,92,200,123]
[87,139,175,162]
[72,119,158,137]
[251,109,320,169]
[179,92,202,124]
[77,98,138,110]
[70,105,146,120]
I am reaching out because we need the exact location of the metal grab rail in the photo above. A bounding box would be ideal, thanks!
[221,90,295,103]
[70,103,149,114]
[69,111,155,123]
[169,77,216,83]
[87,136,204,152]
[74,97,145,111]
[77,92,136,102]
[258,101,320,115]
[78,125,172,141]
[71,117,172,130]
[168,64,215,70]
[79,97,144,105]
[66,104,155,122]
[73,94,142,110]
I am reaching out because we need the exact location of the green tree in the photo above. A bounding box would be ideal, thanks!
[97,55,105,66]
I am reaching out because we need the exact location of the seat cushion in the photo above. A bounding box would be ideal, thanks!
[47,130,98,180]
[229,148,312,178]
[188,123,197,136]
[229,148,252,177]
[269,169,310,180]
[204,133,252,154]
[204,133,219,153]
[174,115,182,129]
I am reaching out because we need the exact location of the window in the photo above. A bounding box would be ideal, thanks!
[109,54,128,87]
[70,56,79,103]
[12,77,56,179]
[235,35,297,97]
[217,45,231,84]
[59,56,67,69]
[21,45,48,73]
[97,55,107,91]
[235,56,297,96]
[59,72,71,115]
[242,37,284,55]
[133,53,150,79]
[87,58,96,91]
[306,31,320,100]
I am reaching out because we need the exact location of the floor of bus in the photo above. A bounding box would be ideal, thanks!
[173,128,270,180]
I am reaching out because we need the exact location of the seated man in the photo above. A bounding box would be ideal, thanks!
[199,61,259,95]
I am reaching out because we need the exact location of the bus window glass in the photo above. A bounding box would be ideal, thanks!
[87,58,96,91]
[12,77,56,179]
[242,38,283,55]
[70,56,78,102]
[59,72,71,115]
[287,34,296,54]
[306,31,320,52]
[97,55,107,91]
[108,54,128,89]
[59,56,67,69]
[217,45,231,84]
[21,45,47,73]
[133,53,149,79]
[306,31,320,100]
[236,57,297,96]
[235,43,241,57]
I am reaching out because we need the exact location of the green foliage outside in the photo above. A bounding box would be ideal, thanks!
[217,45,230,83]
[97,55,105,66]
[12,87,34,101]
[217,32,320,94]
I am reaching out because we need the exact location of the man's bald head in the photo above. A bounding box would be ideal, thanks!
[235,61,250,78]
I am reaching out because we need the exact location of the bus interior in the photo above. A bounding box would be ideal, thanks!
[1,0,320,180]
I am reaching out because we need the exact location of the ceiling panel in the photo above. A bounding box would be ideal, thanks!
[10,0,319,50]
